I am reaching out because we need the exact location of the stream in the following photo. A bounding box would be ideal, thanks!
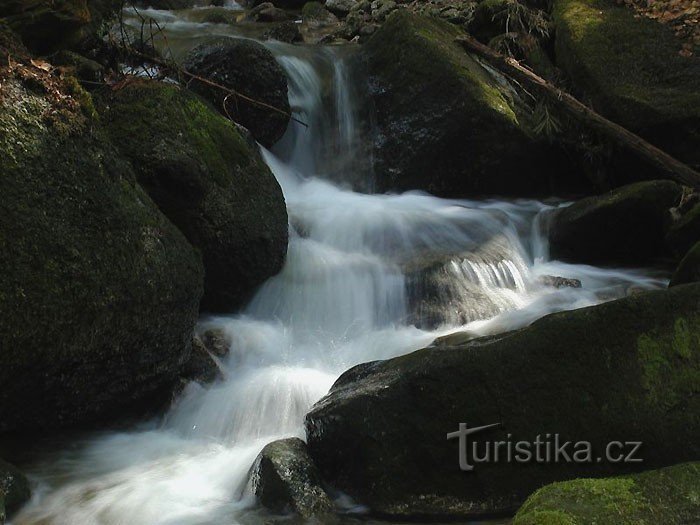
[12,7,668,525]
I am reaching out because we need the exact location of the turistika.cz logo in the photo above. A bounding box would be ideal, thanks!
[447,423,643,471]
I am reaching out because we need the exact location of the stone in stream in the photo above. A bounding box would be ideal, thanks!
[670,242,700,288]
[302,2,340,27]
[264,21,304,43]
[513,462,700,525]
[99,80,288,313]
[548,180,682,266]
[183,328,232,384]
[361,11,592,198]
[305,283,700,520]
[553,0,700,172]
[667,199,700,259]
[0,458,31,521]
[251,438,336,518]
[0,33,204,433]
[183,38,291,148]
[326,0,358,16]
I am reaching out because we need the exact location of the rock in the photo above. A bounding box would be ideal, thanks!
[667,201,700,259]
[264,21,303,43]
[1,0,121,54]
[0,43,204,432]
[183,328,231,384]
[99,80,288,312]
[0,458,30,519]
[49,49,104,86]
[302,2,340,27]
[136,0,197,8]
[362,11,588,198]
[370,0,397,22]
[326,0,357,16]
[187,7,240,24]
[306,283,700,519]
[553,0,700,170]
[514,462,700,525]
[184,38,291,148]
[538,275,582,289]
[548,180,682,266]
[251,438,335,518]
[670,242,700,287]
[251,4,295,22]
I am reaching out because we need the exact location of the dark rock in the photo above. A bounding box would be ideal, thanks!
[538,275,582,289]
[251,438,335,518]
[136,0,197,8]
[362,11,588,198]
[49,49,104,86]
[667,200,700,259]
[514,462,700,525]
[0,50,203,432]
[99,81,288,312]
[183,328,231,384]
[326,0,358,16]
[306,283,700,519]
[553,0,700,170]
[548,180,682,266]
[670,242,700,288]
[248,4,296,22]
[264,21,303,43]
[470,0,549,43]
[0,458,30,519]
[187,7,240,24]
[184,38,291,148]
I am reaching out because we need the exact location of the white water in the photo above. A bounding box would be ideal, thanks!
[13,26,668,525]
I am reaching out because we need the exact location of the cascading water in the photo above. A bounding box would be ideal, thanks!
[12,15,668,525]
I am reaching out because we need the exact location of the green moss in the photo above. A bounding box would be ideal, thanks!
[553,0,700,165]
[514,463,700,524]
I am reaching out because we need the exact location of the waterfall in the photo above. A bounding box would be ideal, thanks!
[13,25,668,525]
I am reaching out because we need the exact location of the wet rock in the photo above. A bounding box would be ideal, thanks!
[0,43,203,432]
[553,0,700,170]
[514,462,700,525]
[99,80,288,312]
[264,21,303,42]
[135,0,197,8]
[538,275,582,288]
[183,328,231,384]
[548,180,683,266]
[244,3,296,22]
[306,283,700,519]
[670,241,700,287]
[302,2,340,27]
[187,7,240,24]
[251,438,335,518]
[362,11,587,198]
[184,38,291,147]
[0,458,30,520]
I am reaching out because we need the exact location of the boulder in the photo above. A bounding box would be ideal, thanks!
[548,180,682,266]
[187,7,240,24]
[514,462,700,525]
[302,2,339,27]
[99,81,288,312]
[251,438,335,517]
[183,328,231,384]
[362,11,588,198]
[264,21,303,43]
[326,0,358,16]
[305,283,700,519]
[245,3,296,22]
[553,0,700,170]
[0,0,121,54]
[184,38,291,148]
[0,458,30,519]
[136,0,198,9]
[670,242,700,288]
[0,41,204,432]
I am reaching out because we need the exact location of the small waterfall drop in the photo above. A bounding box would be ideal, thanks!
[13,20,668,525]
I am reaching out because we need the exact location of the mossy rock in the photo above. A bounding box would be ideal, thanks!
[99,80,288,312]
[362,10,590,198]
[553,0,700,169]
[306,283,700,519]
[251,438,335,518]
[548,180,682,266]
[0,458,30,519]
[514,462,700,524]
[670,241,700,287]
[0,54,204,432]
[187,7,241,25]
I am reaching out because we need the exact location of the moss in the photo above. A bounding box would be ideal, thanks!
[186,7,240,24]
[515,463,700,524]
[553,0,700,166]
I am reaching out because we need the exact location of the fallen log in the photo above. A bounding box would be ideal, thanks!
[455,35,700,190]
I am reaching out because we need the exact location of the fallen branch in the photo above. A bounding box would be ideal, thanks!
[456,35,700,190]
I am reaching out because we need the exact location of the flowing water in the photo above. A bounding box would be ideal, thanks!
[12,11,669,525]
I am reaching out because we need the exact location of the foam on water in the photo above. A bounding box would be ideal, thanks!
[13,26,668,525]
